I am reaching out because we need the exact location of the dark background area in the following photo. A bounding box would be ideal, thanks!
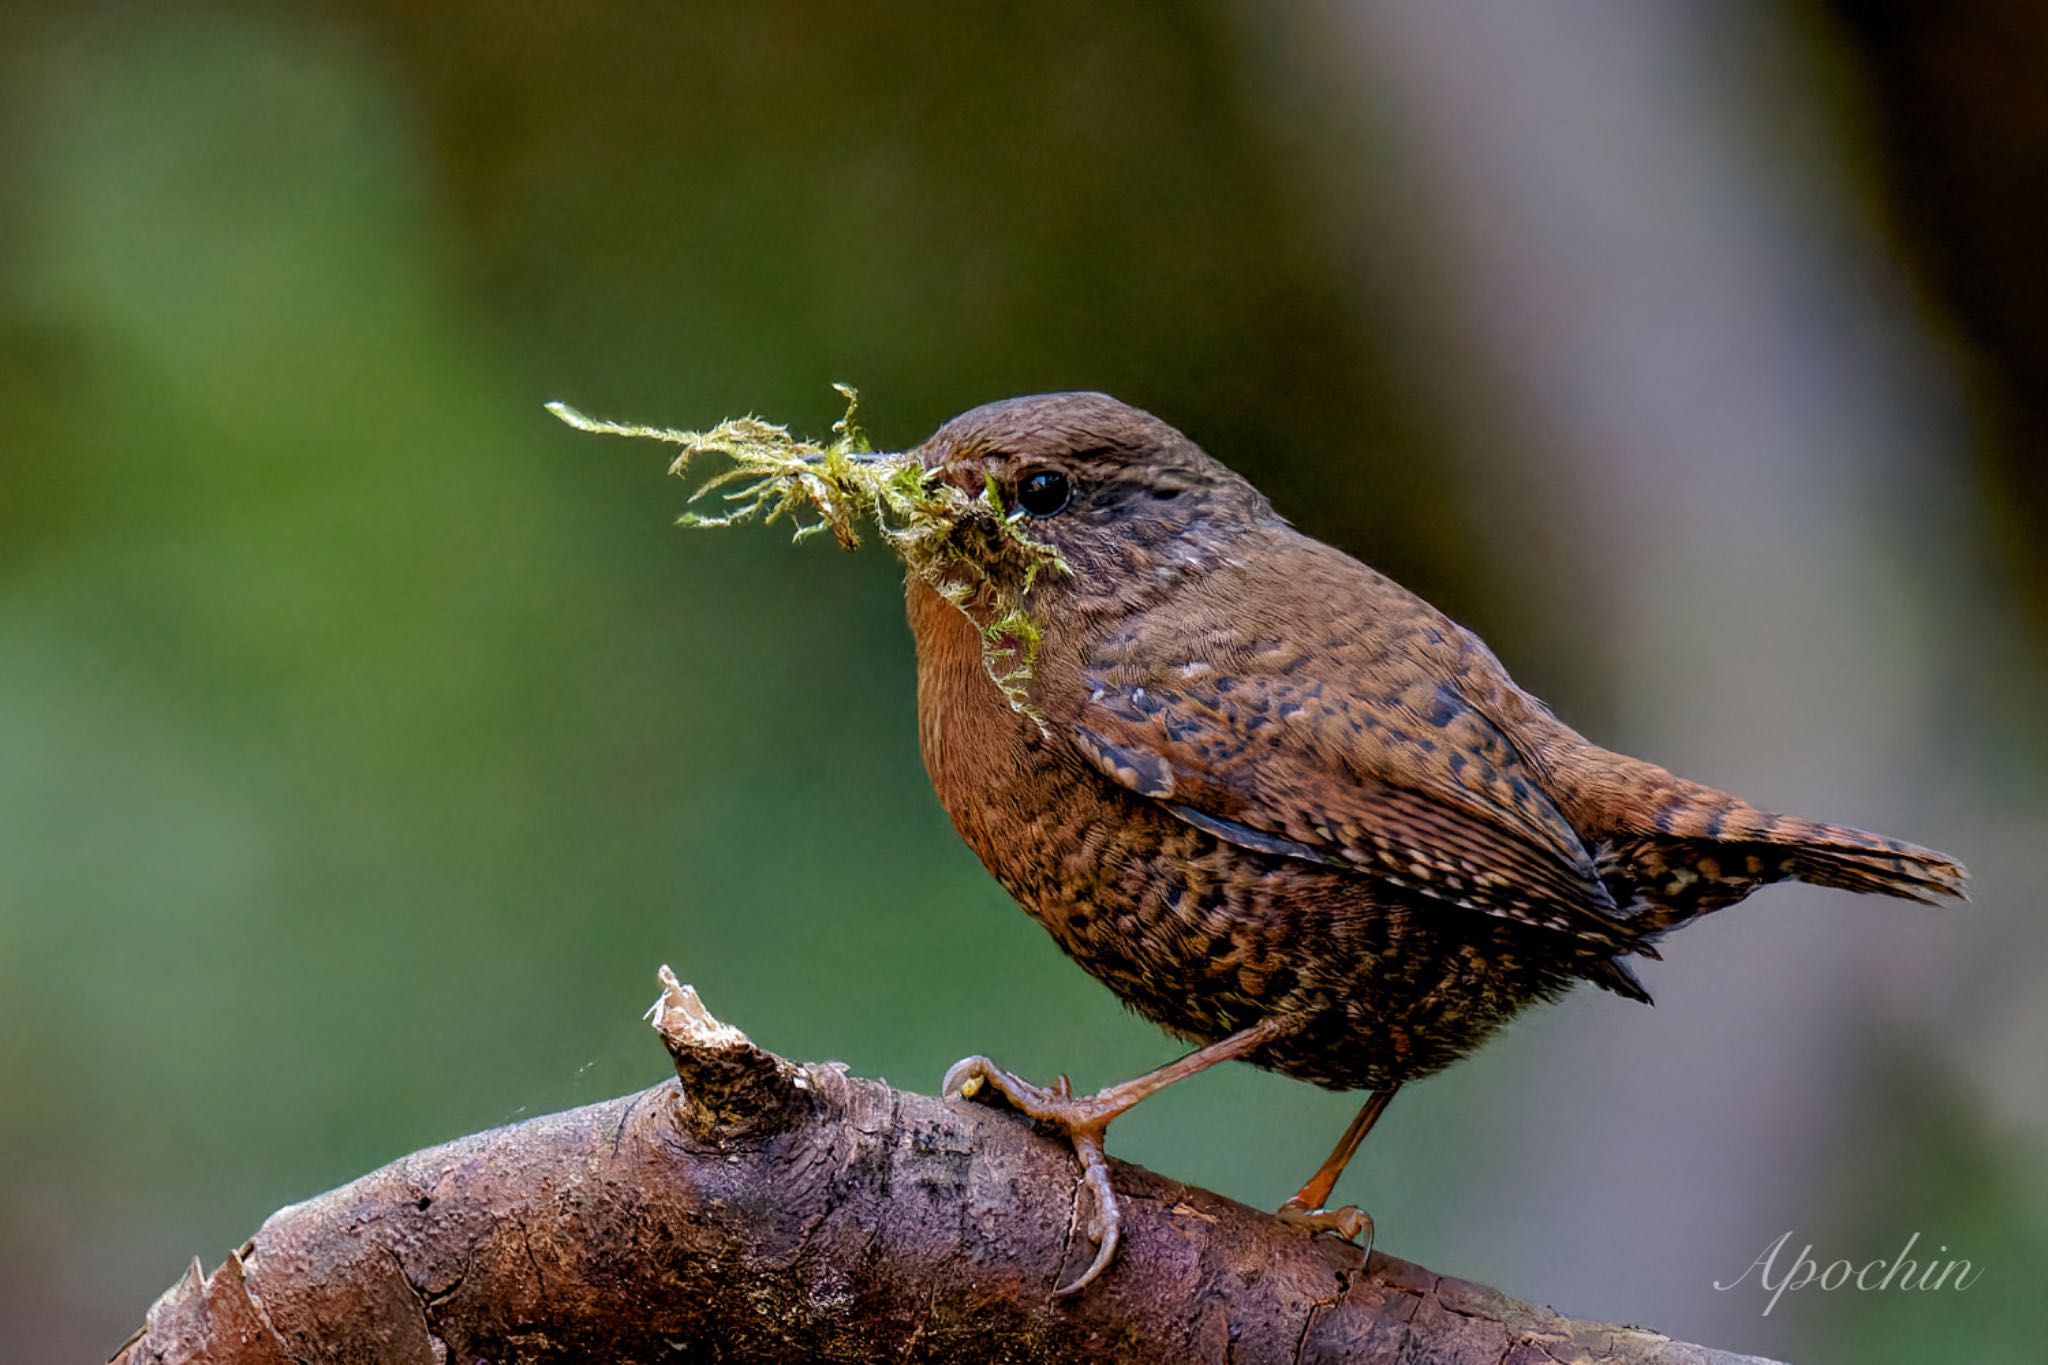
[3,3,2044,1360]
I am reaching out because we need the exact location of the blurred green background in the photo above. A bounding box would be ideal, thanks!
[4,3,2045,1360]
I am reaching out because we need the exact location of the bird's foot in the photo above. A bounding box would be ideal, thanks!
[943,1055,1127,1296]
[942,1026,1292,1296]
[1276,1197,1375,1252]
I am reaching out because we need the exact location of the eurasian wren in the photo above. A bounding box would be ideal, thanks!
[890,392,1966,1293]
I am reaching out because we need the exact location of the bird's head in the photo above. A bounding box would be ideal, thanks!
[905,392,1272,607]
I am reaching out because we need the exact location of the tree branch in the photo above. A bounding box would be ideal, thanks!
[114,969,1774,1364]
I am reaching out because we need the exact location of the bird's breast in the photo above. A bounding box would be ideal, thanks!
[906,579,1055,850]
[906,579,1164,960]
[906,579,1321,1034]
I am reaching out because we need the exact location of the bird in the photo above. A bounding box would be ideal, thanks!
[877,392,1968,1295]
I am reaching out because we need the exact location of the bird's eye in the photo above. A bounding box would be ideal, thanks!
[1016,469,1072,518]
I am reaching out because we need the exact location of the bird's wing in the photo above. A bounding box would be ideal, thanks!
[1055,560,1636,947]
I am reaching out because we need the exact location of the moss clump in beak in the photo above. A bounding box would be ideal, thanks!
[547,385,1067,721]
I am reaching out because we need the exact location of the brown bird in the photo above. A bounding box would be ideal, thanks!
[885,392,1967,1294]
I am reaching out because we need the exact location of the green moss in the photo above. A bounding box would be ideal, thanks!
[547,385,1067,721]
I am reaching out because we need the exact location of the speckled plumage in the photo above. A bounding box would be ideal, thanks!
[906,393,1967,1094]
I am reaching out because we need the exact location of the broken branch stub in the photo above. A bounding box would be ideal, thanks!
[649,964,807,1142]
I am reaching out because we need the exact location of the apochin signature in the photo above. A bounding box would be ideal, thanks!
[1716,1231,1983,1315]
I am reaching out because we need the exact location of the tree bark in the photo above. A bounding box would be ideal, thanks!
[114,969,1774,1365]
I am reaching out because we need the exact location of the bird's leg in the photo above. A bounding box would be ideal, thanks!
[944,1016,1293,1296]
[1276,1083,1400,1247]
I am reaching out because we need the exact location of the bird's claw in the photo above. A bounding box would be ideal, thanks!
[1277,1197,1376,1254]
[1057,1129,1122,1297]
[942,1052,1126,1296]
[941,1054,992,1102]
[943,1055,1097,1126]
[943,1055,1066,1118]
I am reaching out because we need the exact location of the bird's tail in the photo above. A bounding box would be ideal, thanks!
[1555,748,1968,935]
[1750,818,1970,905]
